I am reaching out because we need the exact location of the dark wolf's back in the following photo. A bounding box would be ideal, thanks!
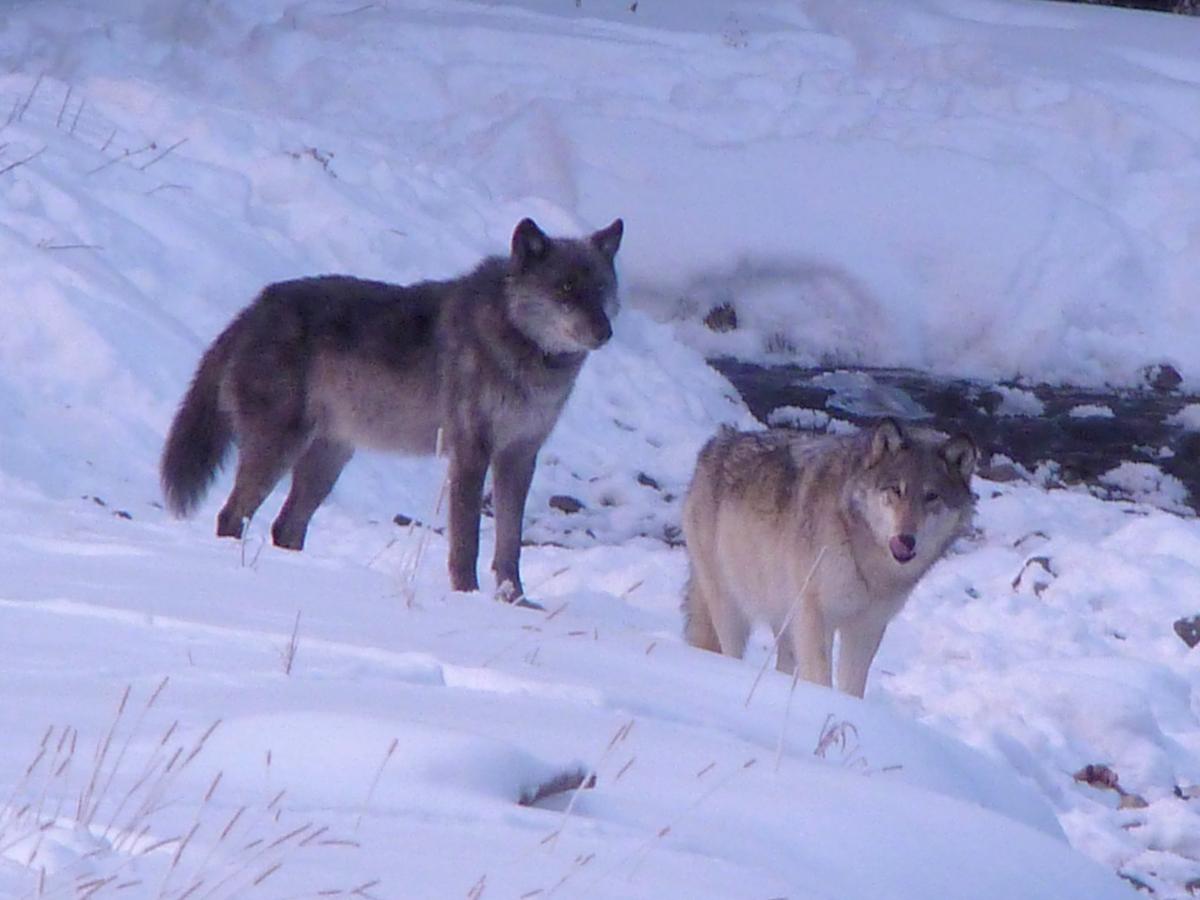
[160,277,442,517]
[160,309,249,516]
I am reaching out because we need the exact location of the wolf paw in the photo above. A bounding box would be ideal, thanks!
[495,580,544,610]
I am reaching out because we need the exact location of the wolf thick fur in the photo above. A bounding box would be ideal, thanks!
[161,217,623,600]
[681,420,976,697]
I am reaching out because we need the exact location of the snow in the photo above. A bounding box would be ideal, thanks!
[1070,404,1117,419]
[1,0,1199,897]
[1168,404,1200,431]
[993,384,1047,417]
[1099,462,1192,514]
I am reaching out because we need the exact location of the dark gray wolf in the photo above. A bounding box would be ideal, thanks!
[161,217,623,602]
[681,419,976,696]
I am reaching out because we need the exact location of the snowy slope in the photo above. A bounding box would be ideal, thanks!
[1,0,1198,897]
[0,486,1153,900]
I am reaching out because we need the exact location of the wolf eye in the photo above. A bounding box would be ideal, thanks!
[886,484,902,498]
[558,278,576,297]
[923,491,940,504]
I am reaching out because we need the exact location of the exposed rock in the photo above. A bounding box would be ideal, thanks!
[1143,363,1182,393]
[636,472,661,491]
[1174,615,1200,649]
[549,495,585,514]
[703,302,738,333]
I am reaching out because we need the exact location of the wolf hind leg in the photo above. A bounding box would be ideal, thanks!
[271,438,354,550]
[683,557,749,658]
[774,636,796,675]
[216,423,309,540]
[682,570,721,653]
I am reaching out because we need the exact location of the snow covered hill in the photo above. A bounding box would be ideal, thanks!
[1,0,1198,896]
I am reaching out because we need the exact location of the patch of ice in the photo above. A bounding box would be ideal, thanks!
[1167,404,1200,432]
[994,386,1046,418]
[766,406,859,434]
[1068,404,1115,419]
[1098,462,1191,513]
[809,371,930,420]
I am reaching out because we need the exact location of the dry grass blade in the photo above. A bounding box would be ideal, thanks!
[394,428,448,606]
[542,720,634,849]
[0,145,47,177]
[78,685,131,825]
[281,611,302,675]
[745,546,827,708]
[774,668,802,771]
[355,738,398,832]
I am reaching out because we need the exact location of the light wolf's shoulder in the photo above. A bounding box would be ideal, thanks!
[694,426,871,511]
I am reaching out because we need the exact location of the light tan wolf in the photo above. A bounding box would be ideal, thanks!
[681,419,976,697]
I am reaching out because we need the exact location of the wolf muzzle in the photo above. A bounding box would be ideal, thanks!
[889,533,917,563]
[576,313,612,349]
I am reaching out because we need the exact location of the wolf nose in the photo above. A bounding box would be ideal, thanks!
[889,534,916,563]
[593,316,613,346]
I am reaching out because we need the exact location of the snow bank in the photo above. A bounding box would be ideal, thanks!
[1,0,1197,896]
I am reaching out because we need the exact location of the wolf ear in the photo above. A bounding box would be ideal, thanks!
[512,218,550,270]
[867,418,905,467]
[591,218,623,262]
[940,434,978,483]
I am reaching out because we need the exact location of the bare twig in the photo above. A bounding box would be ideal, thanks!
[55,86,71,129]
[86,142,154,176]
[281,611,301,675]
[137,137,187,171]
[17,74,43,123]
[355,738,398,832]
[0,146,46,177]
[69,98,84,135]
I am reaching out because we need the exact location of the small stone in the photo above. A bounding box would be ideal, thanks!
[1073,763,1120,791]
[703,302,738,333]
[1119,872,1154,894]
[549,495,585,514]
[1118,792,1149,810]
[1174,614,1200,649]
[636,472,661,491]
[393,513,413,527]
[1011,556,1055,596]
[1142,363,1182,393]
[980,462,1023,483]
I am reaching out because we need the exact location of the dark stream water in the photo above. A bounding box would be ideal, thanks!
[711,359,1200,515]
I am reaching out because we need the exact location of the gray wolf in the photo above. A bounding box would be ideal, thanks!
[161,217,623,602]
[681,419,976,696]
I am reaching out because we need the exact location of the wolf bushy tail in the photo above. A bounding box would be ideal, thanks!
[160,314,244,517]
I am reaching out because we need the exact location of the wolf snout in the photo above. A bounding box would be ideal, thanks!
[594,317,613,345]
[579,315,612,348]
[889,533,916,563]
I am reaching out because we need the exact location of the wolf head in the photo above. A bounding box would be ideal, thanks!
[852,418,977,567]
[505,217,623,355]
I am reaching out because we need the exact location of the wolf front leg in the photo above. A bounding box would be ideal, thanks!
[490,439,538,602]
[447,440,490,593]
[835,608,891,699]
